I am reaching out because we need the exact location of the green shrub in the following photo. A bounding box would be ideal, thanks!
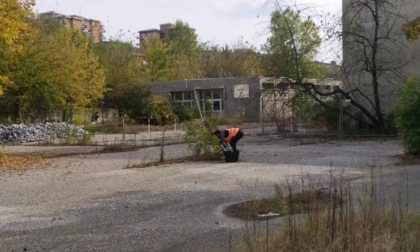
[149,96,175,125]
[293,94,340,131]
[73,114,84,126]
[118,85,152,124]
[170,101,196,122]
[183,119,222,159]
[395,77,420,155]
[60,125,93,145]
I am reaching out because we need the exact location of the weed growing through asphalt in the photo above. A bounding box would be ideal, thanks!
[230,166,420,252]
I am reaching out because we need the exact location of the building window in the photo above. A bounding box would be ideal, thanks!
[212,100,222,111]
[323,85,332,92]
[171,91,194,107]
[277,83,289,91]
[262,82,275,89]
[197,89,224,112]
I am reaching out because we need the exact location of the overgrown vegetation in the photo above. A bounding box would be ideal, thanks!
[183,118,222,159]
[395,77,420,155]
[225,185,334,220]
[233,168,420,252]
[292,94,341,132]
[58,125,93,145]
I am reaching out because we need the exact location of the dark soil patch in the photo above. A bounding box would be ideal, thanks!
[126,155,223,169]
[224,189,340,220]
[91,145,143,154]
[396,153,420,165]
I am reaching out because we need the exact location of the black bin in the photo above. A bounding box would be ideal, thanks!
[224,150,239,162]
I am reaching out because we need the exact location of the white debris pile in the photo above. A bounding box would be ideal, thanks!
[0,123,88,143]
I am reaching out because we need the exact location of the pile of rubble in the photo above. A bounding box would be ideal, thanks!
[0,123,88,143]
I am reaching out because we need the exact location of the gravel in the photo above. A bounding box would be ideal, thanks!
[0,123,88,143]
[0,132,412,251]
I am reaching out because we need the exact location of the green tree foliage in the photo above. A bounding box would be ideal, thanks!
[167,20,201,79]
[149,96,175,125]
[0,0,34,95]
[403,17,420,42]
[183,119,222,159]
[395,77,420,155]
[199,43,261,78]
[140,19,260,80]
[140,34,172,81]
[0,17,105,122]
[0,0,34,51]
[118,85,151,123]
[262,8,321,82]
[170,100,196,122]
[293,94,340,131]
[94,40,143,111]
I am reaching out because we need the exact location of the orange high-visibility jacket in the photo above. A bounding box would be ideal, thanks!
[224,128,240,143]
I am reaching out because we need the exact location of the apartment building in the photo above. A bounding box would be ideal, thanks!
[40,11,104,43]
[138,23,175,48]
[138,23,196,48]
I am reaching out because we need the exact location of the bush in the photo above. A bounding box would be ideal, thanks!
[395,77,420,155]
[149,96,175,125]
[60,125,93,145]
[293,94,340,131]
[118,86,152,124]
[183,118,222,159]
[170,101,196,122]
[73,113,84,126]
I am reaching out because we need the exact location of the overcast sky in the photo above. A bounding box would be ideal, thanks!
[34,0,342,61]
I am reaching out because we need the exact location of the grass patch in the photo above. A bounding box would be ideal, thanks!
[85,122,177,134]
[224,188,334,220]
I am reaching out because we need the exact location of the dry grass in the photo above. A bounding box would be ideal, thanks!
[233,168,420,252]
[224,189,334,220]
[0,152,47,172]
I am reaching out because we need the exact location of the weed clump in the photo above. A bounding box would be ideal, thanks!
[233,169,420,252]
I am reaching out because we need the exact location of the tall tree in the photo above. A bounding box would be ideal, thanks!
[0,18,105,122]
[0,0,34,95]
[260,4,325,130]
[262,7,321,82]
[140,34,172,81]
[199,42,262,78]
[167,20,200,79]
[263,0,413,133]
[94,40,142,111]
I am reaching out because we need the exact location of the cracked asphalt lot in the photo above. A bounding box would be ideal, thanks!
[0,133,411,251]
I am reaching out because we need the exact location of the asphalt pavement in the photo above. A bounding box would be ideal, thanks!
[0,131,416,251]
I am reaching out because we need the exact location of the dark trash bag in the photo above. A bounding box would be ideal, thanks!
[224,150,239,162]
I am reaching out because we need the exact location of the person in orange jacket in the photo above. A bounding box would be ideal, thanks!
[214,128,244,151]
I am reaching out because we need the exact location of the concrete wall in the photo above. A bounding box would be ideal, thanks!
[342,0,420,114]
[142,76,262,122]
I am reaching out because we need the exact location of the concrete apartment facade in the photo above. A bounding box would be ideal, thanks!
[138,23,175,48]
[40,11,104,43]
[342,0,420,114]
